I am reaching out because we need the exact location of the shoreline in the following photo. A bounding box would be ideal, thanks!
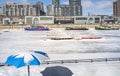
[0,24,120,30]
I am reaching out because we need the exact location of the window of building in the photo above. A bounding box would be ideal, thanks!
[76,17,87,20]
[40,17,52,20]
[33,18,39,24]
[26,17,32,24]
[95,18,100,20]
[89,18,93,20]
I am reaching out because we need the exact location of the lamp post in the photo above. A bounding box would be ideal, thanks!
[0,7,2,25]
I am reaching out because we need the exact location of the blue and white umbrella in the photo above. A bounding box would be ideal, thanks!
[4,50,49,76]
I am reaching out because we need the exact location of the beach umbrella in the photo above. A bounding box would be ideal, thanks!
[4,50,49,76]
[41,66,73,76]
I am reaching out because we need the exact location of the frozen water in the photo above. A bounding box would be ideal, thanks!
[0,28,120,62]
[0,28,120,76]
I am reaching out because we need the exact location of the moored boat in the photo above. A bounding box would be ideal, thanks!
[95,26,119,30]
[81,36,102,39]
[24,26,49,31]
[51,37,73,40]
[66,27,89,30]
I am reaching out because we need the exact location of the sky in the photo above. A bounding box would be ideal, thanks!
[0,0,115,16]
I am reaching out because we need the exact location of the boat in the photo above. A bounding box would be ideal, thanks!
[51,37,73,40]
[95,26,119,30]
[3,31,9,32]
[66,27,89,30]
[24,26,49,31]
[81,36,102,39]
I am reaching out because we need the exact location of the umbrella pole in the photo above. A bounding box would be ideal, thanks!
[28,65,30,76]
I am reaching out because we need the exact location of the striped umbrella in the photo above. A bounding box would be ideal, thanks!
[5,50,49,76]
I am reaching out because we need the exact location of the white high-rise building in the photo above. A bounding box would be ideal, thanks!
[3,2,46,18]
[47,0,82,16]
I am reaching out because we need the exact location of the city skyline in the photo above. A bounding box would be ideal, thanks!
[0,0,115,16]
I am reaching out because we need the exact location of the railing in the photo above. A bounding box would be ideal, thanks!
[1,58,120,66]
[42,58,120,64]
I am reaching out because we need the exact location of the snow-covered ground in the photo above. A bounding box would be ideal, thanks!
[1,62,120,76]
[0,28,120,76]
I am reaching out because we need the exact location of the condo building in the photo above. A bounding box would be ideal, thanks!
[52,0,60,5]
[3,2,46,18]
[113,0,120,17]
[47,0,82,16]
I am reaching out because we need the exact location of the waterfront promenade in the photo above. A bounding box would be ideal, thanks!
[0,24,120,30]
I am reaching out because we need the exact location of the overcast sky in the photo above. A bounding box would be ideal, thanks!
[0,0,115,16]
